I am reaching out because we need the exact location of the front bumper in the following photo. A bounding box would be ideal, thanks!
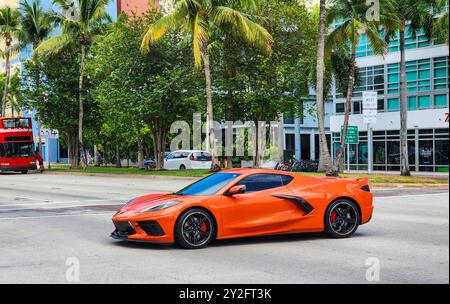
[110,230,173,245]
[0,165,37,172]
[111,212,177,243]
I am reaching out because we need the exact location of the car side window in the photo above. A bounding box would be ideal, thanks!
[236,174,289,193]
[166,153,174,160]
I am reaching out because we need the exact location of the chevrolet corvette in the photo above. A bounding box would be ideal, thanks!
[111,168,373,249]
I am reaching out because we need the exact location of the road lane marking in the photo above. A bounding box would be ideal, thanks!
[0,198,128,207]
[0,212,113,220]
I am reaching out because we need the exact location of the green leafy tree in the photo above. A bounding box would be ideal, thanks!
[433,0,449,44]
[141,0,273,168]
[213,0,316,167]
[1,71,22,117]
[0,6,21,117]
[22,48,100,168]
[88,13,201,170]
[326,0,388,172]
[35,0,111,168]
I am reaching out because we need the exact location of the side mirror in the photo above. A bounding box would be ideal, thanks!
[225,185,246,196]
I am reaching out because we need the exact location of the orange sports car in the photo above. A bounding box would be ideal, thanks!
[111,168,373,249]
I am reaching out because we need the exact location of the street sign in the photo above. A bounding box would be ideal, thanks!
[40,128,59,139]
[362,91,378,124]
[341,125,359,144]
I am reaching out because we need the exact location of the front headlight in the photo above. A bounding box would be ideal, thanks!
[140,200,180,213]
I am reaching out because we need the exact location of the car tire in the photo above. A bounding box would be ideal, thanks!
[179,164,186,170]
[21,170,28,174]
[324,199,360,238]
[175,208,215,249]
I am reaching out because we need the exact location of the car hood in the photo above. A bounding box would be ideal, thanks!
[118,193,180,213]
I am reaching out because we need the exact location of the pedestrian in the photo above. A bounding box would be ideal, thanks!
[35,148,44,173]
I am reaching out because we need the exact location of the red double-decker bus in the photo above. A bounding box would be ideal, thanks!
[0,117,37,174]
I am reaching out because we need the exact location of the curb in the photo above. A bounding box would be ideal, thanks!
[42,171,202,181]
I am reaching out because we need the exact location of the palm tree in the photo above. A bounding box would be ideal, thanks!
[0,7,22,117]
[433,0,449,44]
[384,0,436,176]
[326,0,388,172]
[141,0,273,168]
[315,0,335,174]
[35,0,110,168]
[19,0,53,155]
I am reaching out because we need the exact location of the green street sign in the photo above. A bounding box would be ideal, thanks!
[341,125,359,144]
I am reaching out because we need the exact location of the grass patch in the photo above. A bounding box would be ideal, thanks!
[46,164,448,184]
[47,164,209,177]
[295,172,448,185]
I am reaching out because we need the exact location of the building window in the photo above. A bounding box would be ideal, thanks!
[335,103,345,114]
[405,59,431,92]
[388,98,399,111]
[408,96,417,110]
[377,99,385,111]
[353,65,384,96]
[353,101,361,114]
[434,57,449,90]
[418,95,431,108]
[434,94,448,107]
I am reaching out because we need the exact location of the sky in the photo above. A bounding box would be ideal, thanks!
[40,0,117,19]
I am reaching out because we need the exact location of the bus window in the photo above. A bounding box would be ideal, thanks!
[0,142,34,158]
[2,119,30,128]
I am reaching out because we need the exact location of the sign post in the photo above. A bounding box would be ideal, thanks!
[341,125,359,173]
[362,91,378,174]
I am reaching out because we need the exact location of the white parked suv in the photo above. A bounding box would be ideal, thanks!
[164,150,212,170]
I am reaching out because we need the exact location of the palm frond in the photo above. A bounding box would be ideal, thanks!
[34,33,75,57]
[213,6,273,53]
[192,11,208,67]
[141,13,180,53]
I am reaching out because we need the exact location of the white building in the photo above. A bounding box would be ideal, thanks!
[329,28,449,173]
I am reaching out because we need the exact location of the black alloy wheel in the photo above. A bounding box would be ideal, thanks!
[175,209,215,249]
[325,200,360,238]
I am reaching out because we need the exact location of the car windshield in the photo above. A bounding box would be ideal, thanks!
[176,173,241,196]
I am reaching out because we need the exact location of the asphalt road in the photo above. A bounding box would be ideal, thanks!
[0,172,448,284]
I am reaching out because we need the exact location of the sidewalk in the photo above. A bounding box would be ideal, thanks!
[345,170,449,181]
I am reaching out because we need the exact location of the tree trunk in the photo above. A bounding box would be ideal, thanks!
[115,144,121,168]
[94,144,100,166]
[335,44,357,173]
[150,121,166,170]
[203,40,219,169]
[33,52,44,155]
[78,44,87,169]
[399,22,410,176]
[1,41,11,117]
[226,109,233,169]
[67,133,79,169]
[136,129,144,169]
[315,0,334,174]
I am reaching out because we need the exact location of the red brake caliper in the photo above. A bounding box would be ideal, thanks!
[330,211,337,223]
[201,223,208,232]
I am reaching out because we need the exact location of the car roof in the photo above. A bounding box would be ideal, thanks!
[171,150,210,153]
[220,168,295,176]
